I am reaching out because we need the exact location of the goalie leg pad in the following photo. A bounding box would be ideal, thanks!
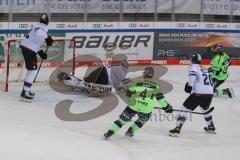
[86,83,112,96]
[57,72,85,88]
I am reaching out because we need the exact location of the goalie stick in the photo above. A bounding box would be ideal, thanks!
[154,106,215,115]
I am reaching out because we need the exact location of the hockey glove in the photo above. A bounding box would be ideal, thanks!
[164,104,173,113]
[45,35,53,46]
[208,67,213,73]
[37,50,47,60]
[184,82,192,93]
[126,89,136,97]
[116,82,126,94]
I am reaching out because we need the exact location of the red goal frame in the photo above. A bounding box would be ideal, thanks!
[4,38,76,92]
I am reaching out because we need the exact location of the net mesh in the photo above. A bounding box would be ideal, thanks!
[0,39,76,92]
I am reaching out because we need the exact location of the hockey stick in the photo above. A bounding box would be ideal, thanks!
[33,46,49,83]
[154,106,215,115]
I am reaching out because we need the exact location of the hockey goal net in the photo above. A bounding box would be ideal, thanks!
[0,38,76,92]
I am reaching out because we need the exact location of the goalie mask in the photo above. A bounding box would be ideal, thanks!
[143,67,154,78]
[40,14,49,25]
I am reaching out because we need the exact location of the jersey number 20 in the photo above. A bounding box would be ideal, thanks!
[203,73,213,86]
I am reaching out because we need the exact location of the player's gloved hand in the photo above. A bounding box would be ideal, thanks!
[45,35,53,46]
[37,50,47,60]
[212,70,220,76]
[164,104,173,113]
[126,89,135,97]
[122,78,131,87]
[116,82,126,94]
[184,82,192,93]
[208,67,213,73]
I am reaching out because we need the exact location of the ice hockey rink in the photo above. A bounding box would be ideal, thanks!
[0,65,239,160]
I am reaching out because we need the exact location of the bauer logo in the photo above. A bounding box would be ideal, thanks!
[73,35,151,49]
[66,32,154,60]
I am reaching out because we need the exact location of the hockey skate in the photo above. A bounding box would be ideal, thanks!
[223,88,233,98]
[20,90,34,103]
[125,127,134,137]
[204,122,216,134]
[29,91,35,98]
[169,126,181,137]
[103,130,114,140]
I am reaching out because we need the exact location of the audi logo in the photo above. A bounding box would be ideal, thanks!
[235,24,240,29]
[206,24,215,28]
[93,24,102,28]
[19,24,29,28]
[56,24,66,28]
[129,23,137,28]
[177,23,186,28]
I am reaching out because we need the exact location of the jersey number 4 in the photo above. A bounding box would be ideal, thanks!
[139,89,154,100]
[203,73,213,86]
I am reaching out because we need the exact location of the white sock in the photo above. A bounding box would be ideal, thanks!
[23,70,38,92]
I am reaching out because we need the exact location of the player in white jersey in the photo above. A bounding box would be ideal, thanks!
[169,54,216,137]
[20,14,53,102]
[57,58,131,96]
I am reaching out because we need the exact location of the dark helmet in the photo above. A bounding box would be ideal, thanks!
[143,67,154,78]
[40,14,49,25]
[211,43,223,53]
[191,54,202,64]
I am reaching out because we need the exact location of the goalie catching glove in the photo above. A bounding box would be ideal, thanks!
[45,35,53,46]
[37,50,47,60]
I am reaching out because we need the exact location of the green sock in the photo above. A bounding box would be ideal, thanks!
[131,123,141,133]
[217,89,224,96]
[109,119,126,133]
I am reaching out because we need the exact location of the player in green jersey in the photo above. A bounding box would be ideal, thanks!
[103,67,173,139]
[208,44,233,98]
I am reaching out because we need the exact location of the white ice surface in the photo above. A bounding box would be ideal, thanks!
[0,66,239,160]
